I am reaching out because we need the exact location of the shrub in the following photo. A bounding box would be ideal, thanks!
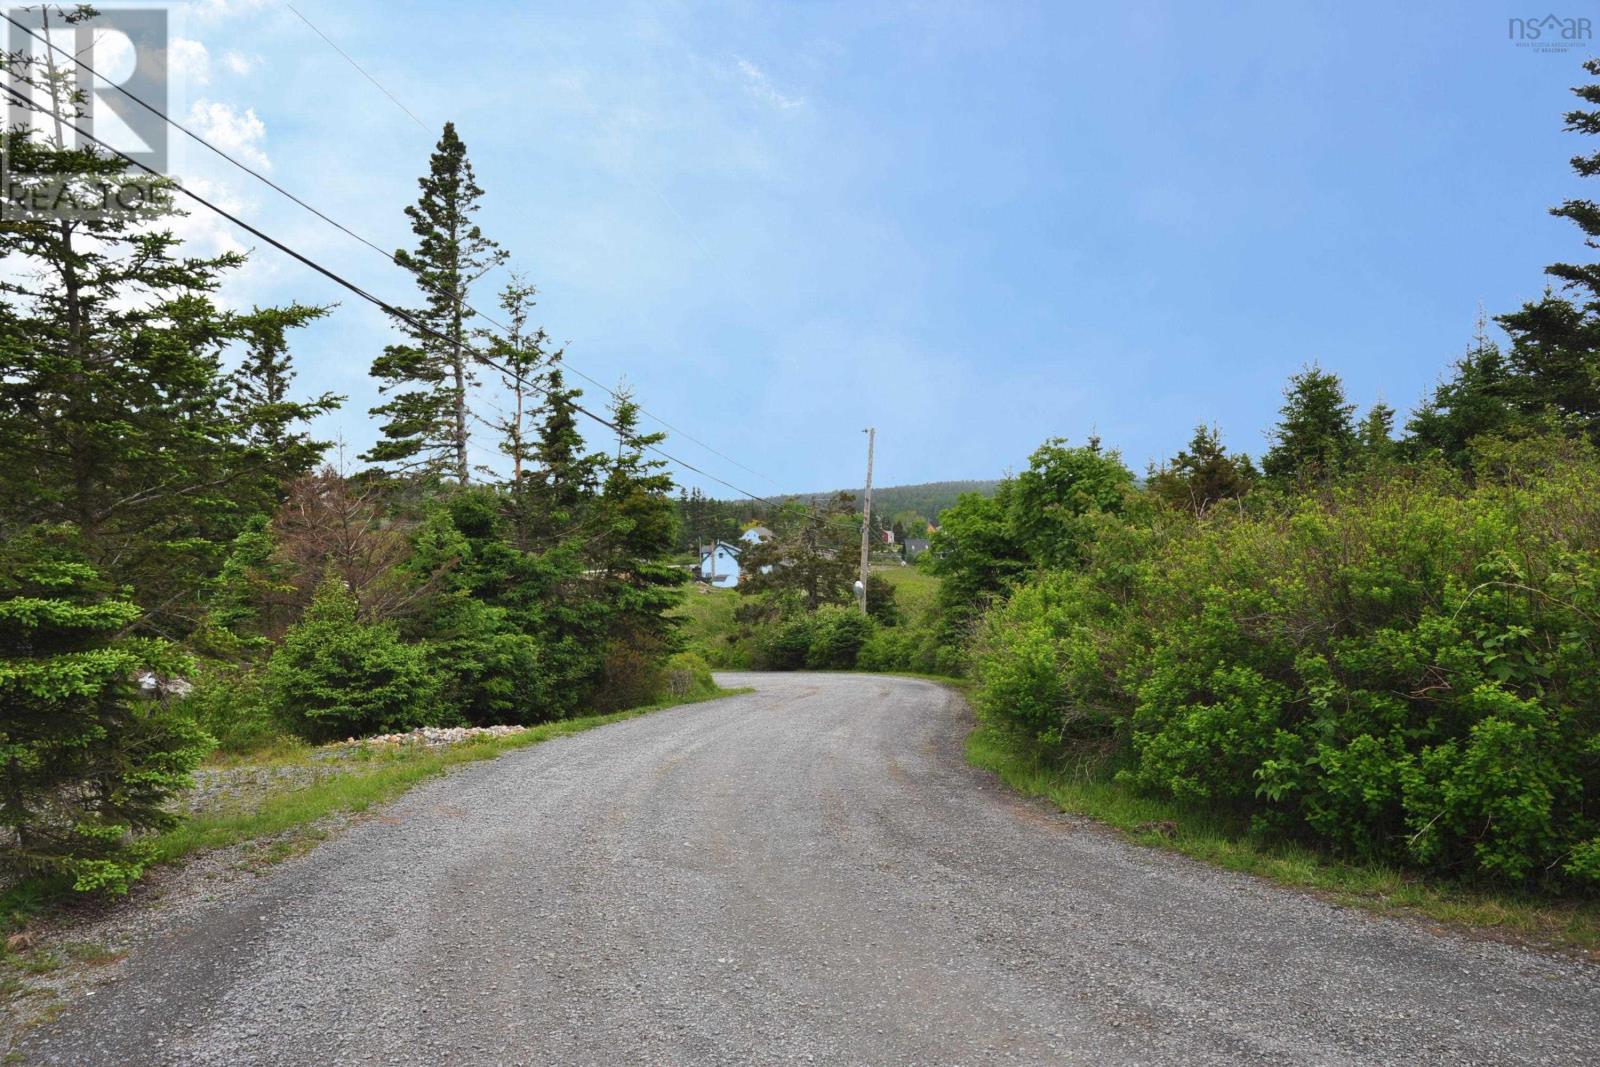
[970,444,1600,888]
[591,636,668,713]
[264,577,442,742]
[805,607,875,669]
[173,664,290,755]
[750,613,818,670]
[662,651,718,700]
[0,528,211,893]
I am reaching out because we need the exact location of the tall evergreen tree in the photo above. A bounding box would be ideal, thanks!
[0,48,327,630]
[1496,58,1600,438]
[227,304,342,506]
[521,354,601,548]
[591,389,684,648]
[1261,365,1358,481]
[482,276,547,485]
[366,123,506,484]
[1406,313,1520,468]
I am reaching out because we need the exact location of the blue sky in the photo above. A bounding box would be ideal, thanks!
[97,1,1600,494]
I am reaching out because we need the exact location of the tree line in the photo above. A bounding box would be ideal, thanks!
[0,42,687,893]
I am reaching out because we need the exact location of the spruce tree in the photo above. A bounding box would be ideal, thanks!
[228,304,342,507]
[1261,365,1357,481]
[1497,58,1600,437]
[592,388,685,647]
[366,122,506,483]
[1148,424,1255,513]
[0,50,331,630]
[1406,314,1520,467]
[0,528,209,892]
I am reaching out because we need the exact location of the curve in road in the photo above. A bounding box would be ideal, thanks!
[20,673,1600,1065]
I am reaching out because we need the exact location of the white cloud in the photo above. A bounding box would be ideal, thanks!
[735,58,804,111]
[170,38,211,86]
[188,99,270,170]
[222,50,260,76]
[192,0,274,24]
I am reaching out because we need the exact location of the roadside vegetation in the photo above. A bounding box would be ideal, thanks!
[0,41,702,908]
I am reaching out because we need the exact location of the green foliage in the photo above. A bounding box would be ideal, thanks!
[1261,364,1358,481]
[172,664,288,755]
[365,122,506,484]
[971,442,1600,888]
[1147,424,1256,515]
[0,528,211,893]
[738,494,859,611]
[264,578,442,743]
[805,607,876,670]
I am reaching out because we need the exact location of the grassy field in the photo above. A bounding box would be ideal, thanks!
[871,563,940,623]
[965,710,1600,956]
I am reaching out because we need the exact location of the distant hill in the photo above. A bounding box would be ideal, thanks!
[788,480,1001,522]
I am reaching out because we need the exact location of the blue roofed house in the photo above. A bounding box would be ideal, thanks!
[697,541,742,588]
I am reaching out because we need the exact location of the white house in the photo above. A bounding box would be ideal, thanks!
[741,526,773,545]
[698,541,742,588]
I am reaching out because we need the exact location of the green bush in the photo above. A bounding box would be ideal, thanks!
[661,651,718,699]
[264,577,442,742]
[805,607,875,669]
[173,664,291,755]
[971,441,1600,888]
[0,528,211,893]
[751,613,818,670]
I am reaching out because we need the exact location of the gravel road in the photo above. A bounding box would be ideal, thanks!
[20,673,1600,1065]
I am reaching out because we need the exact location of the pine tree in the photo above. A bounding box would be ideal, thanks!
[227,304,342,506]
[0,528,209,892]
[365,123,506,483]
[1496,58,1600,438]
[0,47,326,630]
[1148,424,1255,514]
[1261,365,1358,481]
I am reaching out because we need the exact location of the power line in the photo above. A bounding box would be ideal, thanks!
[0,82,781,508]
[0,11,784,494]
[283,3,429,132]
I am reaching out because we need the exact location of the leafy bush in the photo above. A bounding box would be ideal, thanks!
[805,607,875,669]
[750,612,817,670]
[264,577,442,742]
[662,651,718,699]
[971,441,1600,888]
[0,528,211,893]
[173,664,291,755]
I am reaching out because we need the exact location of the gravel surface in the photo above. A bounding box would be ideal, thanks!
[18,672,1600,1065]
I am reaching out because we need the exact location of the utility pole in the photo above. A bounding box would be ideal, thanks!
[858,427,875,614]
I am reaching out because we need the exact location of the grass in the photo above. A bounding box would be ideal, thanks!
[963,711,1600,956]
[870,563,941,622]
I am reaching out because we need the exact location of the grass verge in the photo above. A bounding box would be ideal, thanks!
[963,708,1600,957]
